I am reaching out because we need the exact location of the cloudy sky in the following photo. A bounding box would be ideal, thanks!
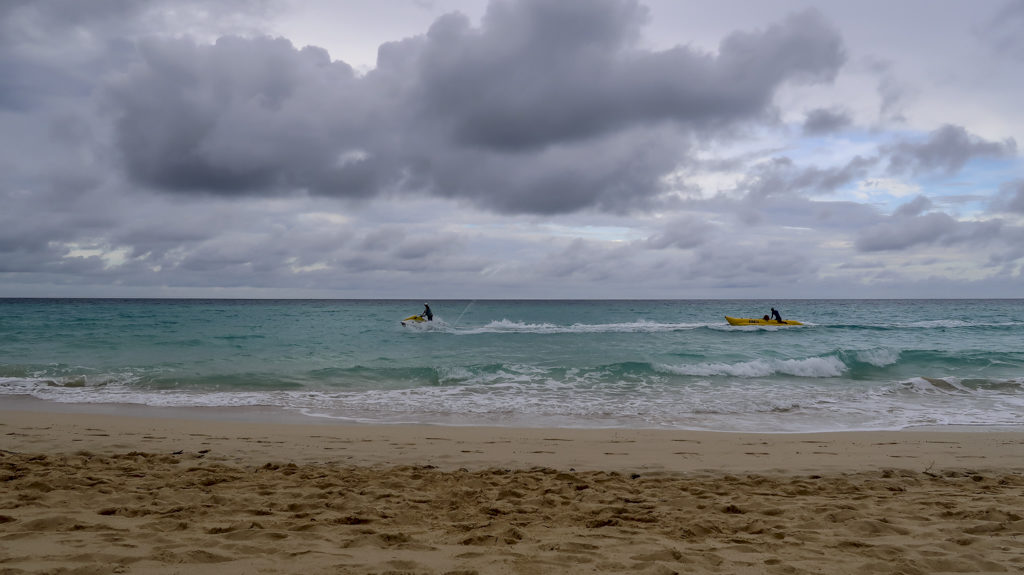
[2,0,1023,299]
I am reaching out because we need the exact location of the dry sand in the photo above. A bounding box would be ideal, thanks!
[2,401,1023,574]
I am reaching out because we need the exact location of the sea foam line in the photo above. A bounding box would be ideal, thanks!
[454,319,707,334]
[657,356,848,378]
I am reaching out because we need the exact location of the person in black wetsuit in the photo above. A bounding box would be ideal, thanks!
[422,303,433,321]
[770,307,783,323]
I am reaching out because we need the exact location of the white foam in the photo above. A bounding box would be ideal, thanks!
[456,319,706,335]
[906,319,973,328]
[4,368,1023,434]
[657,356,848,378]
[855,348,901,367]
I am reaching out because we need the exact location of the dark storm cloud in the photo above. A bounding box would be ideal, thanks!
[893,195,932,217]
[393,232,465,260]
[802,107,852,136]
[109,36,372,196]
[739,155,877,200]
[421,125,689,214]
[885,124,1018,177]
[991,179,1024,214]
[854,212,955,251]
[0,184,119,257]
[0,0,268,110]
[855,196,1004,252]
[530,237,637,282]
[644,216,716,250]
[413,2,844,151]
[981,0,1024,61]
[0,0,272,40]
[688,241,814,285]
[864,57,909,124]
[0,1,100,111]
[104,0,846,214]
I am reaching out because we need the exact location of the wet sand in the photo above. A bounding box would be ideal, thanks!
[2,403,1023,574]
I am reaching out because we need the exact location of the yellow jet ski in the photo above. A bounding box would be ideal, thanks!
[401,314,426,326]
[725,316,803,326]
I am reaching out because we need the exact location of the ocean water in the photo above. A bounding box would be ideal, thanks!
[1,299,1022,432]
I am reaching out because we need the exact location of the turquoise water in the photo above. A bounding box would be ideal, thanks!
[1,299,1022,431]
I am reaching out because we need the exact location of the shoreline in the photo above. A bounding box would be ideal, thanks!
[3,397,1023,474]
[4,393,1024,436]
[3,401,1024,574]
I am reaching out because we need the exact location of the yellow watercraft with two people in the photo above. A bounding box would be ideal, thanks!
[725,316,803,326]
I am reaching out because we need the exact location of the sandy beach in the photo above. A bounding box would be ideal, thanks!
[2,401,1023,574]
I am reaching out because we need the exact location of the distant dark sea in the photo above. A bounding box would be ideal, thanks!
[2,298,1022,432]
